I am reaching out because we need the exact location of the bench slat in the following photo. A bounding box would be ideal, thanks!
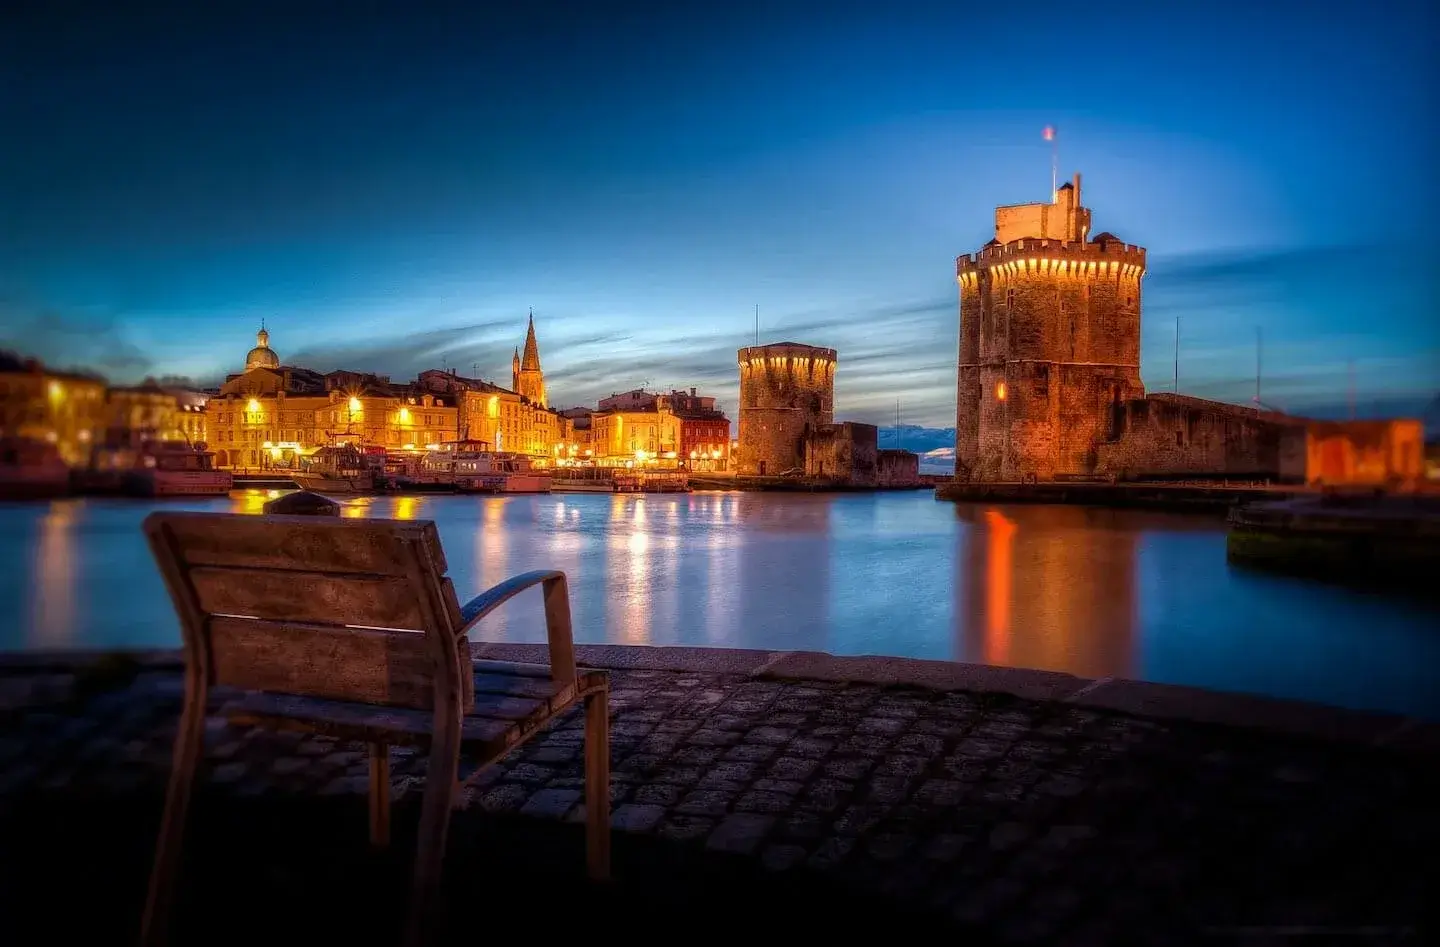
[209,617,475,712]
[221,667,608,757]
[151,512,448,576]
[192,566,426,629]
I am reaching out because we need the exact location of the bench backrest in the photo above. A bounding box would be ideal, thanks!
[144,511,475,712]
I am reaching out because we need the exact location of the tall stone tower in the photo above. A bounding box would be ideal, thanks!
[512,311,547,407]
[955,173,1147,481]
[737,342,836,475]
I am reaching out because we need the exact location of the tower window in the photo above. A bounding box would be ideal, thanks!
[1006,288,1016,310]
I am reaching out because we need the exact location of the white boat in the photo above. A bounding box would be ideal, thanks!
[125,442,233,497]
[551,467,617,493]
[0,437,72,500]
[427,442,552,494]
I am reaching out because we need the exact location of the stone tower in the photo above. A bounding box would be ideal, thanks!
[512,311,547,407]
[737,342,836,476]
[955,173,1147,481]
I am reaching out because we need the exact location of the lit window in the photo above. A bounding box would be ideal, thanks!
[996,382,1007,402]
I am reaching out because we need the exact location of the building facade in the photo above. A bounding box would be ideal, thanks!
[591,398,679,465]
[0,351,108,465]
[955,173,1147,481]
[589,388,730,470]
[736,342,836,476]
[207,328,459,469]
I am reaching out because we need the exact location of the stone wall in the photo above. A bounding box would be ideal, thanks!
[1095,394,1307,482]
[805,422,878,486]
[736,343,836,476]
[877,449,920,486]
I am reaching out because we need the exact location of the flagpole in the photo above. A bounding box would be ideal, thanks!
[1044,125,1057,196]
[1051,132,1057,196]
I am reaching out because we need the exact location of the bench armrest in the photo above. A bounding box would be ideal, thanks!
[457,570,577,686]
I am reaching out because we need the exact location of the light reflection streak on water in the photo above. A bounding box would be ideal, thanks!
[982,508,1015,665]
[30,501,77,647]
[476,499,510,640]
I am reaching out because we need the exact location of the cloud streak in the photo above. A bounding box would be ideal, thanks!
[0,303,153,379]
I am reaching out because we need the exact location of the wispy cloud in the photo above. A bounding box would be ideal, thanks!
[285,318,520,378]
[0,302,153,380]
[542,296,959,424]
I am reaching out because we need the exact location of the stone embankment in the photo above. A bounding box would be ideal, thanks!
[1227,493,1440,593]
[2,644,1434,944]
[690,476,930,492]
[937,480,1305,513]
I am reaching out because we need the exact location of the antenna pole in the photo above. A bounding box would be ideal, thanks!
[1255,326,1262,407]
[754,304,759,347]
[1174,316,1180,393]
[896,399,901,450]
[1051,135,1058,196]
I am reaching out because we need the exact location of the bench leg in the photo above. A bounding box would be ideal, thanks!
[141,678,208,947]
[368,741,390,849]
[584,688,610,881]
[404,716,462,947]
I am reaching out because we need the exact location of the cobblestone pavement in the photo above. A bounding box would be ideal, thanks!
[1,662,1434,945]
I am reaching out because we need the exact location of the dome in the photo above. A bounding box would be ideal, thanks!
[245,326,280,371]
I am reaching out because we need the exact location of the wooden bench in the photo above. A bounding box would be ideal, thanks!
[139,511,610,947]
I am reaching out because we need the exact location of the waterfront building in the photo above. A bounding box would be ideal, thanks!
[105,380,187,447]
[169,388,209,446]
[590,388,731,470]
[666,389,730,472]
[0,350,108,466]
[207,327,459,470]
[558,407,594,457]
[417,314,577,461]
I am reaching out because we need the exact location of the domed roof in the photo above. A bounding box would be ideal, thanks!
[245,326,280,371]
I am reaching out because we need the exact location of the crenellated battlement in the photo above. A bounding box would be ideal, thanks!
[957,237,1146,286]
[738,343,837,376]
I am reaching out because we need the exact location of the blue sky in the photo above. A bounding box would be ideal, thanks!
[2,1,1435,427]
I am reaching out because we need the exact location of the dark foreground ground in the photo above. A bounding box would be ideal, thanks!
[1,649,1434,945]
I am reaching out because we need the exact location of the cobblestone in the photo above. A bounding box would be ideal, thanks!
[1,663,1435,943]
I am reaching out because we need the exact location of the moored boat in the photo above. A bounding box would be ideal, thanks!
[430,441,552,494]
[552,467,616,493]
[123,441,233,497]
[291,445,377,494]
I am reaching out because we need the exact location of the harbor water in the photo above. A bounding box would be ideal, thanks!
[1,489,1436,719]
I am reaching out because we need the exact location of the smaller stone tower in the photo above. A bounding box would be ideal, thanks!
[512,311,547,407]
[737,342,836,476]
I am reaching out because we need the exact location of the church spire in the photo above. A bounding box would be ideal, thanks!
[521,309,541,372]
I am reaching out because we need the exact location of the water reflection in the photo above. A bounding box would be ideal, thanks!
[0,490,1437,718]
[29,501,77,647]
[735,494,830,651]
[956,505,1138,679]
